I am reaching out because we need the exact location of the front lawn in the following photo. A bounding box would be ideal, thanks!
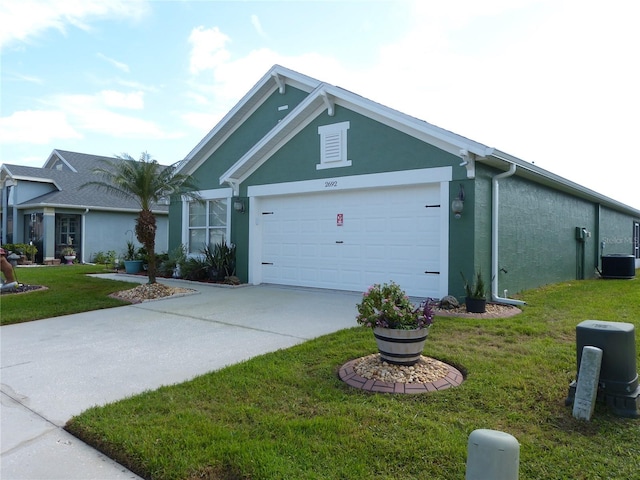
[66,275,639,479]
[0,265,133,325]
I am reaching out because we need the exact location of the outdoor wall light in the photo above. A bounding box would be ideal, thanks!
[451,184,465,219]
[233,199,246,213]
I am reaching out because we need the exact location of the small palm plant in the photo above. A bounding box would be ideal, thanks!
[83,152,200,284]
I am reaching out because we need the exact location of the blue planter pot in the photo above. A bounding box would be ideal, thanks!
[124,260,143,274]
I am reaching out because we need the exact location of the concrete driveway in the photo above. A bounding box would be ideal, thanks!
[1,276,360,479]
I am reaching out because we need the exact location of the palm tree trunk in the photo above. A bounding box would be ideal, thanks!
[135,209,157,284]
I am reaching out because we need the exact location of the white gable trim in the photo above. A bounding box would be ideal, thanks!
[177,65,322,176]
[321,85,493,158]
[219,82,493,187]
[44,150,77,172]
[247,166,452,197]
[219,88,327,186]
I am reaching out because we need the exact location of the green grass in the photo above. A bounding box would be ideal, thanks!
[66,274,640,480]
[0,264,134,325]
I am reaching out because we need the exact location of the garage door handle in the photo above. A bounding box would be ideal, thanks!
[262,262,274,265]
[335,241,344,244]
[424,271,440,274]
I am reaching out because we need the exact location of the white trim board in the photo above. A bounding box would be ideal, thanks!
[247,166,452,198]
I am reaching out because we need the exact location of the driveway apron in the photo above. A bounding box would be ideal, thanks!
[1,277,359,479]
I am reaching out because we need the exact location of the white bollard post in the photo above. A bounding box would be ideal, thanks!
[572,345,603,421]
[466,429,519,480]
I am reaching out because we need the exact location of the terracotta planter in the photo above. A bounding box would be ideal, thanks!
[373,327,430,366]
[465,296,487,313]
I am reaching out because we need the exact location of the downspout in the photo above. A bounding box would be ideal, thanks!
[81,208,89,263]
[491,163,526,306]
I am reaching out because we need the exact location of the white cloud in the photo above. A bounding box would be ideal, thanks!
[251,14,268,39]
[179,0,639,208]
[181,112,221,132]
[0,110,81,144]
[100,90,144,109]
[47,92,170,138]
[0,91,175,145]
[0,0,149,48]
[192,47,345,108]
[97,52,130,73]
[184,91,211,106]
[115,79,159,93]
[3,72,44,84]
[188,26,231,75]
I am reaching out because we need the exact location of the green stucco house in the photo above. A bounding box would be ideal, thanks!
[171,65,640,302]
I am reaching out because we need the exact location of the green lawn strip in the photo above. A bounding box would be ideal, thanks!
[66,274,639,480]
[1,265,133,325]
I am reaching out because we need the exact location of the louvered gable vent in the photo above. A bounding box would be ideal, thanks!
[317,121,352,170]
[323,131,342,162]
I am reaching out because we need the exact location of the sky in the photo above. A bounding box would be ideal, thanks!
[1,0,638,209]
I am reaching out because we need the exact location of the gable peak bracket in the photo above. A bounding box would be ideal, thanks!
[224,179,240,196]
[320,90,335,117]
[459,149,476,179]
[272,73,286,94]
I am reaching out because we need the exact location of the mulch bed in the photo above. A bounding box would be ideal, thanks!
[339,354,464,394]
[1,284,48,295]
[433,302,522,318]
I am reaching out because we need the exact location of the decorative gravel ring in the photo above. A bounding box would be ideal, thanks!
[339,355,464,394]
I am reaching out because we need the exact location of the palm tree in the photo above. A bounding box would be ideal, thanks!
[84,152,200,284]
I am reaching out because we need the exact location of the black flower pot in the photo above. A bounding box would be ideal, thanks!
[465,296,487,313]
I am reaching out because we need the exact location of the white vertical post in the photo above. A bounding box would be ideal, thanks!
[466,429,519,480]
[572,345,603,421]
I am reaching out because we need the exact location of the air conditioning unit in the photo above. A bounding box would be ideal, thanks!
[566,320,639,418]
[601,254,636,279]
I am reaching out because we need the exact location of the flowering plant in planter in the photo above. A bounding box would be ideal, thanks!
[61,246,76,257]
[356,281,435,330]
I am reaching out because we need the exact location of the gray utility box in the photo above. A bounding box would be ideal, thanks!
[566,320,640,418]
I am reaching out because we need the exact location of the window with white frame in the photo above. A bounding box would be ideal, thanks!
[316,121,351,170]
[188,199,228,254]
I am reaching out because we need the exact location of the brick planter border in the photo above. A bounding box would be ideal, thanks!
[339,356,464,394]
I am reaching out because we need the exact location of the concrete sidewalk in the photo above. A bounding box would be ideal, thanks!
[1,276,359,479]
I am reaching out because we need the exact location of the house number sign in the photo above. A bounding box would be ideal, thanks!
[337,213,344,226]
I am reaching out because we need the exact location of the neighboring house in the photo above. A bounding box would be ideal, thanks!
[1,150,169,264]
[171,65,640,300]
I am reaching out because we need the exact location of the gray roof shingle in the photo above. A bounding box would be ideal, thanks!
[2,150,169,212]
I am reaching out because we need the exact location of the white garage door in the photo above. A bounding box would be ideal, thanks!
[257,183,444,298]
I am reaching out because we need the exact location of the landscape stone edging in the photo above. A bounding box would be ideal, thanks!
[339,357,464,394]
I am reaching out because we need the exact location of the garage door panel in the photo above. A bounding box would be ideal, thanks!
[320,245,338,259]
[363,245,386,260]
[364,218,387,233]
[300,268,319,282]
[389,245,415,260]
[282,244,299,257]
[281,266,300,281]
[259,184,444,297]
[300,245,318,258]
[263,244,281,257]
